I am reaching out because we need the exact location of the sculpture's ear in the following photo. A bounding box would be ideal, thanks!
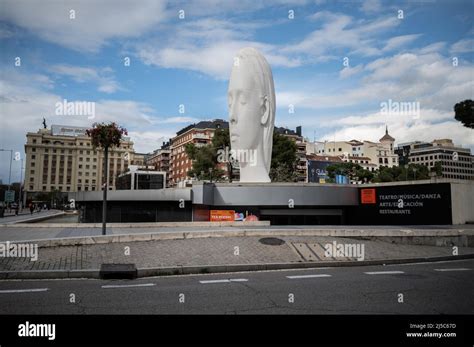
[260,96,270,125]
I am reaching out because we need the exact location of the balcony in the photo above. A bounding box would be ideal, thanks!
[193,133,210,140]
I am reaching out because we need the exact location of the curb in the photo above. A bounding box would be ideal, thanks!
[1,253,473,280]
[6,228,474,248]
[0,220,270,228]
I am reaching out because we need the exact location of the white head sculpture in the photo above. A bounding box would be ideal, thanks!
[228,47,275,183]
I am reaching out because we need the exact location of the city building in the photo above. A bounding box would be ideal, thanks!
[145,141,171,187]
[312,127,398,169]
[169,119,229,187]
[398,139,474,180]
[24,125,142,198]
[116,165,166,190]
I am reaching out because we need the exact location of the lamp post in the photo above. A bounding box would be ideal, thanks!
[413,168,417,181]
[19,159,24,210]
[0,149,13,190]
[404,164,408,181]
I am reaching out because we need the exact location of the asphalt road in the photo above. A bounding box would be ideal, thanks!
[0,259,472,314]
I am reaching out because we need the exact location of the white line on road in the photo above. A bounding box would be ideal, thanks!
[101,283,156,289]
[199,279,248,284]
[0,288,49,294]
[286,274,332,279]
[434,268,471,272]
[364,271,405,275]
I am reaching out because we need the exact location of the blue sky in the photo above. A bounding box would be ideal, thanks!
[0,0,473,183]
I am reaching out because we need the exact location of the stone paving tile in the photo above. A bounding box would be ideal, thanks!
[0,235,473,272]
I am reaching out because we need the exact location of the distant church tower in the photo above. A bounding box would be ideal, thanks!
[379,125,395,151]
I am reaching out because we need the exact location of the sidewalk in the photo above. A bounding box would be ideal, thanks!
[0,209,64,225]
[1,234,473,279]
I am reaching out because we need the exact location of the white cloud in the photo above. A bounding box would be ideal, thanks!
[135,19,300,80]
[360,0,383,14]
[451,38,474,53]
[339,64,364,79]
[320,121,474,148]
[50,64,121,94]
[162,117,199,124]
[0,68,181,182]
[0,0,167,52]
[382,34,421,52]
[284,12,400,60]
[280,49,474,112]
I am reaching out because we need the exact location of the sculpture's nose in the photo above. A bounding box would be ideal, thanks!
[229,105,237,124]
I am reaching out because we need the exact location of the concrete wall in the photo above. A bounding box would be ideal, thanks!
[209,183,359,206]
[70,188,191,202]
[450,181,474,224]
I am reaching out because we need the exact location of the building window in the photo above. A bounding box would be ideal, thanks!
[32,139,37,144]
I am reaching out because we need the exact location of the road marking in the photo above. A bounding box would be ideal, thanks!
[0,288,49,294]
[434,268,471,272]
[101,283,156,289]
[199,279,248,284]
[364,271,405,275]
[286,274,332,279]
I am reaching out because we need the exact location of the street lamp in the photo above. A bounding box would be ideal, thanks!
[413,168,417,180]
[19,159,24,209]
[404,164,408,181]
[0,149,13,190]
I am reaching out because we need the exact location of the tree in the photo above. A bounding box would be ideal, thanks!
[185,130,299,183]
[431,162,443,176]
[270,133,298,182]
[211,128,235,182]
[326,162,373,183]
[454,99,474,129]
[185,143,224,181]
[372,164,430,182]
[86,122,127,235]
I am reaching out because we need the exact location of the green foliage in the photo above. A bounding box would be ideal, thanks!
[185,129,299,182]
[269,132,298,182]
[185,143,224,180]
[326,162,374,183]
[373,164,430,182]
[325,162,432,183]
[454,99,474,129]
[431,161,443,176]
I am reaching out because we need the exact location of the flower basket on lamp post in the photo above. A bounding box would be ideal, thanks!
[86,122,127,235]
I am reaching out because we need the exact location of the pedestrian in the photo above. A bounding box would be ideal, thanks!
[15,203,19,216]
[29,203,34,215]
